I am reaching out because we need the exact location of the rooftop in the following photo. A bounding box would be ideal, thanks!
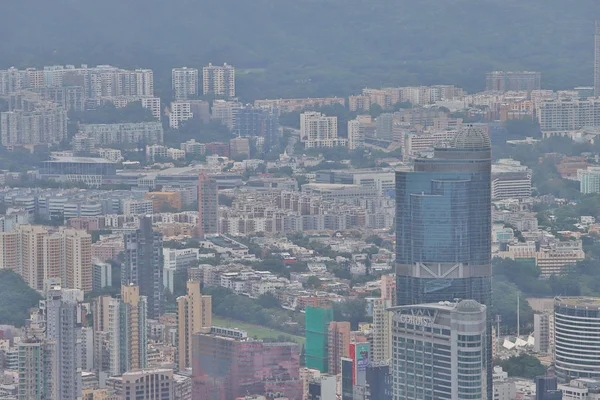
[45,156,115,164]
[555,296,600,308]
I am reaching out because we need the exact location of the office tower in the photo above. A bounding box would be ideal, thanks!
[93,285,148,376]
[45,287,83,400]
[327,321,350,375]
[121,369,175,400]
[177,281,212,370]
[534,312,551,354]
[197,173,218,238]
[305,306,334,373]
[123,216,164,319]
[554,297,600,382]
[202,63,235,98]
[595,22,600,97]
[536,376,562,400]
[485,71,541,92]
[191,327,302,400]
[172,67,199,100]
[18,339,57,400]
[390,300,487,400]
[300,111,347,149]
[395,125,492,397]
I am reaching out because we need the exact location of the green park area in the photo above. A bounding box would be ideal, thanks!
[211,316,305,345]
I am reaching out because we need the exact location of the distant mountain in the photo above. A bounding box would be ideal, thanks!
[1,0,599,99]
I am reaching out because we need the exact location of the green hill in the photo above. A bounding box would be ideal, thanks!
[0,271,42,327]
[1,0,599,99]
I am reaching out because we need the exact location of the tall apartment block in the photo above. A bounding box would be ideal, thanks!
[395,125,492,398]
[0,98,67,146]
[537,98,600,131]
[177,281,212,370]
[300,111,346,149]
[121,369,175,400]
[390,300,488,400]
[202,63,235,98]
[0,226,92,292]
[172,67,199,100]
[233,106,280,153]
[45,287,83,400]
[197,173,218,238]
[305,306,334,373]
[192,327,302,400]
[123,216,164,319]
[18,339,57,400]
[93,285,148,376]
[327,321,350,375]
[485,71,541,92]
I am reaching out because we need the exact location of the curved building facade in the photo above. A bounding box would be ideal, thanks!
[395,125,493,399]
[555,297,600,382]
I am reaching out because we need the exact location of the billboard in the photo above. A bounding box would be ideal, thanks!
[350,342,370,386]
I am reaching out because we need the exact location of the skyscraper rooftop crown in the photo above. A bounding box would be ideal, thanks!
[450,125,491,149]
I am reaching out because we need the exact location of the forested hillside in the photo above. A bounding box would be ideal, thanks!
[1,0,599,99]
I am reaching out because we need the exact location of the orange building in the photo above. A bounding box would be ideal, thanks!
[144,191,182,212]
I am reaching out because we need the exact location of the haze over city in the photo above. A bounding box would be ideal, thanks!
[2,1,600,400]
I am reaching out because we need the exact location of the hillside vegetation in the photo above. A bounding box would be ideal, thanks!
[0,271,42,327]
[1,0,599,99]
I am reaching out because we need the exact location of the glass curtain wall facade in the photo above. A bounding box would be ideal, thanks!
[395,126,492,399]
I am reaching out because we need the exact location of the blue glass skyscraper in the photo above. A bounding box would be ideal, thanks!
[395,125,492,399]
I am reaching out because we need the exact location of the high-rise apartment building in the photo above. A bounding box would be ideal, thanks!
[305,306,334,373]
[300,112,346,149]
[485,71,541,92]
[45,287,83,400]
[232,106,280,153]
[197,174,218,238]
[172,68,199,100]
[93,285,148,376]
[177,281,212,370]
[327,321,350,375]
[192,327,302,400]
[347,119,364,150]
[537,99,600,131]
[1,103,67,146]
[121,369,175,400]
[202,63,235,98]
[0,226,92,292]
[18,339,57,400]
[395,125,492,398]
[390,300,488,400]
[123,216,164,319]
[169,101,193,129]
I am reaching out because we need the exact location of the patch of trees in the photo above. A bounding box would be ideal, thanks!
[0,271,42,327]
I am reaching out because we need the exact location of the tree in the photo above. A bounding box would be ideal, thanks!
[0,271,42,327]
[498,354,547,379]
[306,276,321,289]
[333,298,369,330]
